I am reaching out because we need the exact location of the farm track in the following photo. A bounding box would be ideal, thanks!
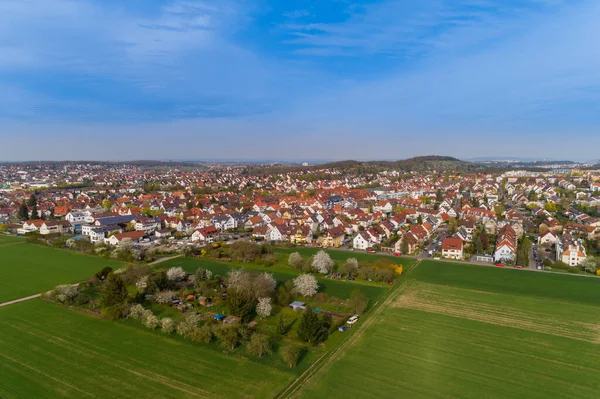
[0,256,181,308]
[274,260,422,399]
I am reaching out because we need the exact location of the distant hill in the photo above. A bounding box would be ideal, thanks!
[318,156,486,173]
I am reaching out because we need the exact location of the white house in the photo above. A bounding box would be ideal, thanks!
[538,230,557,246]
[353,232,372,250]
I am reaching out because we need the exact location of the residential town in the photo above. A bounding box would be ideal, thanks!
[2,161,600,273]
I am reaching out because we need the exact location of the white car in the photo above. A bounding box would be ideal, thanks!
[347,315,359,325]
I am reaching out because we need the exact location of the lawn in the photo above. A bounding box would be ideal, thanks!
[0,300,294,399]
[294,261,600,399]
[273,247,416,268]
[0,243,123,303]
[159,257,387,302]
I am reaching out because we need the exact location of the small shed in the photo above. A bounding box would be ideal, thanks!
[223,315,241,325]
[289,301,306,311]
[198,296,212,306]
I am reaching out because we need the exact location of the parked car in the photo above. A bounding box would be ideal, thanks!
[338,325,348,333]
[347,315,359,325]
[393,252,401,257]
[387,280,394,285]
[367,249,376,253]
[495,263,504,267]
[515,265,523,269]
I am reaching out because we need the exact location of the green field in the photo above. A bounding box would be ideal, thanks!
[160,256,386,302]
[294,260,600,399]
[0,235,25,245]
[273,247,415,267]
[0,243,123,303]
[0,300,293,399]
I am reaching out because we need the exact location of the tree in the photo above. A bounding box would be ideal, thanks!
[288,252,303,269]
[252,272,276,299]
[194,268,213,284]
[348,289,369,314]
[448,218,458,235]
[95,266,113,281]
[297,307,320,343]
[27,194,37,207]
[278,314,287,335]
[417,215,423,225]
[176,314,198,336]
[100,274,129,320]
[143,314,160,329]
[293,274,319,297]
[256,297,272,318]
[480,230,489,250]
[29,203,39,220]
[102,200,113,210]
[581,257,599,274]
[166,267,187,282]
[191,325,213,344]
[400,235,409,255]
[297,307,330,345]
[18,202,29,221]
[493,205,504,218]
[276,285,292,307]
[343,258,359,276]
[247,334,272,358]
[436,189,443,202]
[160,317,175,334]
[281,345,302,368]
[473,235,483,254]
[312,250,334,274]
[226,289,254,322]
[215,326,242,351]
[154,291,175,304]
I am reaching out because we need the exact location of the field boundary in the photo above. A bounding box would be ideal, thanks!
[274,260,421,399]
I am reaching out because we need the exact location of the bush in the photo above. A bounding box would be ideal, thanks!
[128,304,146,321]
[95,266,113,281]
[53,284,79,304]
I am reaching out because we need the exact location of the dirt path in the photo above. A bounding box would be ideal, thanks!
[0,294,42,308]
[149,254,182,266]
[275,260,422,399]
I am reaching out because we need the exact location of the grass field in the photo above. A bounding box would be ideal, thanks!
[0,243,123,303]
[295,260,600,399]
[0,300,294,399]
[159,257,387,302]
[273,247,414,267]
[0,235,25,245]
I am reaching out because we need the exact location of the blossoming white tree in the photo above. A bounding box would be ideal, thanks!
[154,291,175,304]
[288,252,303,269]
[293,274,319,297]
[167,267,187,282]
[143,314,160,329]
[256,297,272,318]
[161,317,175,334]
[312,250,334,274]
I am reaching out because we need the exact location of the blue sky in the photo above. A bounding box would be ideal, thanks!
[1,0,600,161]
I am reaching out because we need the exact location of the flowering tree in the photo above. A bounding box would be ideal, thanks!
[293,274,319,297]
[176,314,198,336]
[54,284,79,304]
[312,250,334,274]
[128,304,146,321]
[161,317,175,334]
[288,252,303,269]
[143,314,160,329]
[227,269,245,290]
[256,297,272,318]
[167,267,187,282]
[344,258,359,276]
[252,273,276,299]
[135,276,148,291]
[154,291,175,304]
